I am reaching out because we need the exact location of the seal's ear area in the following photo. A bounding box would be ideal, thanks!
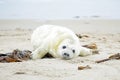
[53,37,66,51]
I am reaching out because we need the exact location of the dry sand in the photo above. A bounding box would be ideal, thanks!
[0,19,120,80]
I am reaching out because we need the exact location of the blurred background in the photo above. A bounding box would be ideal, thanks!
[0,0,120,32]
[0,0,120,20]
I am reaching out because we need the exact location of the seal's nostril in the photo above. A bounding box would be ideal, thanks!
[64,53,69,57]
[67,54,69,57]
[64,53,67,55]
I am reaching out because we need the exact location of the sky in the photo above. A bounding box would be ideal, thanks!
[0,0,120,20]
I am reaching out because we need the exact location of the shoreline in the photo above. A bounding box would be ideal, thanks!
[0,19,120,33]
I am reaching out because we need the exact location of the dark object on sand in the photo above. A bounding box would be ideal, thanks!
[96,53,120,63]
[14,72,26,74]
[78,65,91,70]
[42,53,54,59]
[0,49,32,63]
[76,34,89,39]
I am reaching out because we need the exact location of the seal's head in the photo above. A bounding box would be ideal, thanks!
[57,41,80,60]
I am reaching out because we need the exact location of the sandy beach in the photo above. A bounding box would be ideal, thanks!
[0,19,120,80]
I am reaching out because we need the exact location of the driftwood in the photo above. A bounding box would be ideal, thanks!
[82,43,99,54]
[82,43,97,49]
[95,53,120,63]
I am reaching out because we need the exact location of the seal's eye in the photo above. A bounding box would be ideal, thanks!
[72,49,75,53]
[62,46,66,49]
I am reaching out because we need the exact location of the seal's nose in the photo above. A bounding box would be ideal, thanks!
[64,53,69,57]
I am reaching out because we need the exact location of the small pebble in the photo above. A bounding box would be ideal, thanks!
[78,65,91,70]
[14,72,26,74]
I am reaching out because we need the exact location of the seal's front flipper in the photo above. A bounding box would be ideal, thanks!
[79,47,92,56]
[32,45,48,59]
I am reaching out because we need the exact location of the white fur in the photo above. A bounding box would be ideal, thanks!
[31,25,91,59]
